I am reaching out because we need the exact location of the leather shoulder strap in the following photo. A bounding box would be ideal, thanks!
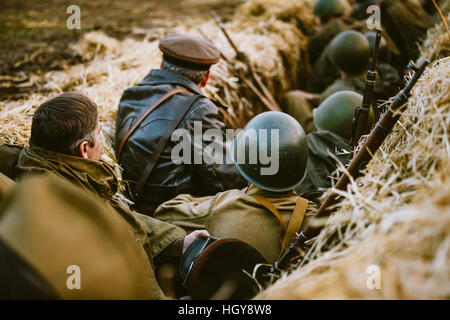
[134,93,202,199]
[250,194,309,258]
[250,195,287,243]
[116,88,189,159]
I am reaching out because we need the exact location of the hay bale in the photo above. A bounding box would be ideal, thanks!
[422,11,450,61]
[258,164,450,299]
[198,17,309,127]
[237,0,317,28]
[0,0,313,156]
[257,26,450,299]
[0,0,313,198]
[1,0,448,299]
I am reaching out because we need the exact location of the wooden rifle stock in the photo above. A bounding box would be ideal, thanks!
[271,59,430,273]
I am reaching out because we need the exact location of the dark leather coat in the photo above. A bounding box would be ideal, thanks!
[115,69,246,208]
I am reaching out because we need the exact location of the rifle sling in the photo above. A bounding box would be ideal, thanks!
[250,195,309,259]
[283,197,309,256]
[132,91,201,199]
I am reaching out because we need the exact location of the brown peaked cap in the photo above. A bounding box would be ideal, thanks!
[159,34,221,69]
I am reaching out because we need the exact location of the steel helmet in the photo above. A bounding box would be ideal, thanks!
[313,90,375,141]
[314,0,347,18]
[328,30,371,74]
[231,111,308,192]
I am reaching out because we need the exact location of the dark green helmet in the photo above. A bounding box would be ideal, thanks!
[314,0,346,18]
[231,111,308,192]
[313,90,375,141]
[364,32,389,61]
[328,30,371,74]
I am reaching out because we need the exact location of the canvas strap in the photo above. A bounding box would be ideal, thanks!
[282,197,309,256]
[250,194,309,257]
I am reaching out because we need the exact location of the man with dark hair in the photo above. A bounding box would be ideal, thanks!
[0,92,210,299]
[29,92,101,160]
[115,34,246,216]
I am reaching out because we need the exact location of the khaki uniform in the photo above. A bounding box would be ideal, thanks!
[0,174,164,299]
[11,146,186,261]
[0,144,187,297]
[0,144,22,180]
[0,172,14,202]
[154,185,317,264]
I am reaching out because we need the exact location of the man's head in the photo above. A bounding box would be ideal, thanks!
[161,59,210,87]
[159,34,221,87]
[30,92,102,161]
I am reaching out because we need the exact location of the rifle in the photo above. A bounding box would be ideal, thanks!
[351,28,382,149]
[209,10,281,112]
[258,59,430,283]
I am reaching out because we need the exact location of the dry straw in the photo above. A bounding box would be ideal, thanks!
[0,0,315,163]
[257,16,450,299]
[1,0,449,299]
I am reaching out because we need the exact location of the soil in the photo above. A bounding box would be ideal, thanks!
[0,0,241,99]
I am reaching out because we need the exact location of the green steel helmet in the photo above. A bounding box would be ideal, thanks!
[231,111,308,192]
[364,32,389,61]
[328,30,371,74]
[314,0,346,18]
[313,90,375,141]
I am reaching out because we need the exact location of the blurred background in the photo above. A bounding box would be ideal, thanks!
[0,0,242,98]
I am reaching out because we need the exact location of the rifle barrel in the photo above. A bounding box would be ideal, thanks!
[274,60,429,270]
[209,10,281,112]
[351,29,382,148]
[311,59,429,235]
[210,10,241,56]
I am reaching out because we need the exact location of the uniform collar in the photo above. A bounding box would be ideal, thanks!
[139,69,204,96]
[18,147,120,199]
[245,184,296,198]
